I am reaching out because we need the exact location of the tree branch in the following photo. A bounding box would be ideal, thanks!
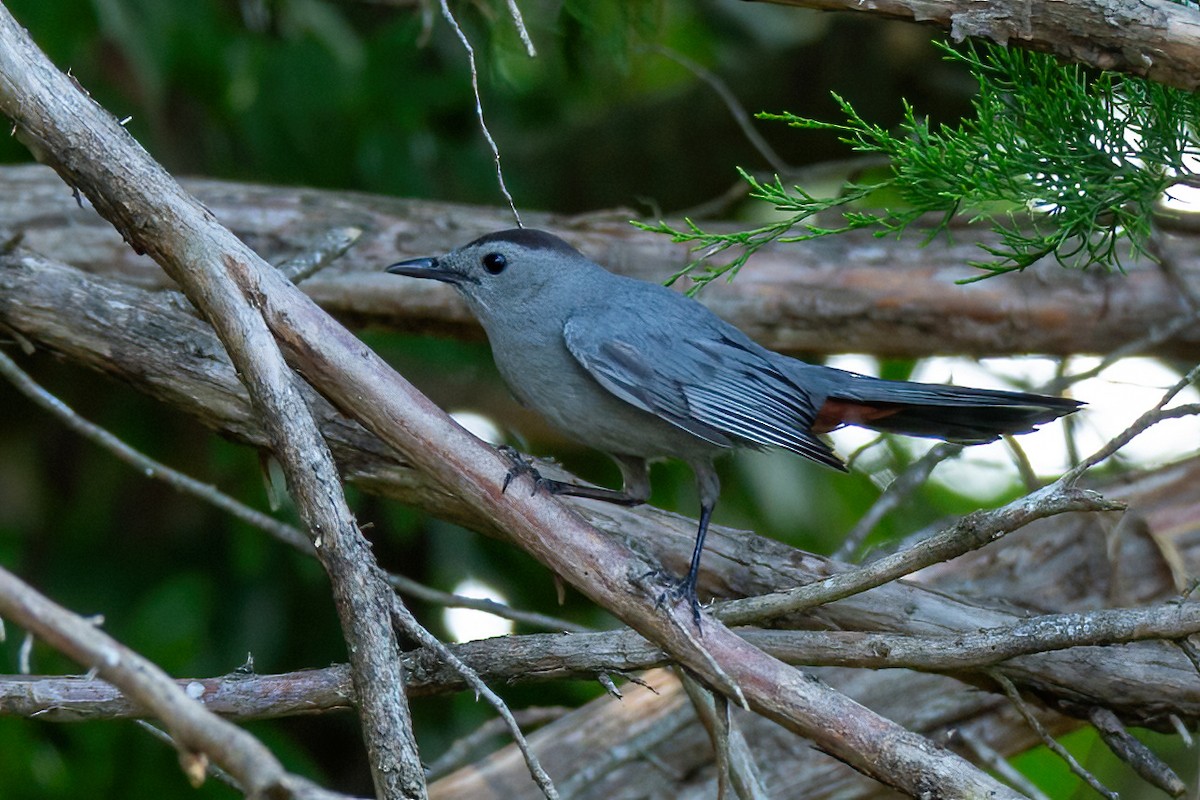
[0,565,358,799]
[755,0,1200,92]
[4,162,1200,361]
[7,604,1199,722]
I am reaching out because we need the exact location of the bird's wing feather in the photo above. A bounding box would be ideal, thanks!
[563,307,845,469]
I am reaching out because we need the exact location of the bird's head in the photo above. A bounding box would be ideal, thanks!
[387,228,594,321]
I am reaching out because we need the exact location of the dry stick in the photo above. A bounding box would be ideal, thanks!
[650,45,790,176]
[679,671,770,800]
[956,729,1053,800]
[277,226,364,284]
[384,573,589,633]
[0,11,425,799]
[502,0,537,57]
[1062,366,1200,482]
[679,672,732,800]
[1088,707,1187,797]
[0,566,354,799]
[387,595,560,800]
[438,0,523,228]
[425,707,571,781]
[991,671,1118,800]
[833,441,963,560]
[716,481,1121,626]
[8,602,1200,723]
[0,346,563,798]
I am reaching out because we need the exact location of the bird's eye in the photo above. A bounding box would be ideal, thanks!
[482,252,507,275]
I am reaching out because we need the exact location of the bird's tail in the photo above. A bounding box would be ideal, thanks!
[808,371,1081,444]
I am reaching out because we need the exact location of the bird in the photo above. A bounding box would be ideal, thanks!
[387,228,1081,624]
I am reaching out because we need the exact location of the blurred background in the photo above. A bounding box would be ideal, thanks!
[1,1,1196,797]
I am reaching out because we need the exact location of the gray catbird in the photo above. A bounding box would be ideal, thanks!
[387,228,1081,623]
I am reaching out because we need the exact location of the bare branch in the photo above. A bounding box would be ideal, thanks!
[754,0,1200,92]
[1088,707,1187,797]
[718,483,1122,625]
[9,604,1200,722]
[0,566,346,799]
[438,0,523,227]
[833,441,963,560]
[993,671,1118,799]
[387,596,560,800]
[6,163,1200,361]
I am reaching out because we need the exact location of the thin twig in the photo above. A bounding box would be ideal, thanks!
[1063,364,1200,482]
[389,595,560,800]
[991,671,1118,800]
[956,728,1052,800]
[276,226,363,284]
[716,482,1122,626]
[834,442,963,561]
[438,0,523,227]
[385,572,589,633]
[0,349,312,553]
[1003,434,1040,493]
[679,671,769,800]
[502,0,536,57]
[425,706,569,780]
[649,45,789,176]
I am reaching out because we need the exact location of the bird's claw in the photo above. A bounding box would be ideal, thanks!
[646,570,704,630]
[498,445,549,497]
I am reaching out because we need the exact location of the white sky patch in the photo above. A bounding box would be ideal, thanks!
[450,409,505,445]
[443,578,515,643]
[1161,150,1200,212]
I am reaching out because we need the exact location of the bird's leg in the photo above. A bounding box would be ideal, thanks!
[498,446,643,506]
[666,501,713,627]
[659,460,720,628]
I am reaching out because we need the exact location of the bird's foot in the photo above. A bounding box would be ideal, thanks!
[499,446,643,506]
[498,445,554,496]
[649,571,704,630]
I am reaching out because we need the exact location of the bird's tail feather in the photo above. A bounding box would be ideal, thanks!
[815,376,1081,444]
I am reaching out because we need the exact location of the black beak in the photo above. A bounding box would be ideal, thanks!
[386,256,464,284]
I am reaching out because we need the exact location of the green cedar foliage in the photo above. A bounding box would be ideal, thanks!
[641,42,1200,289]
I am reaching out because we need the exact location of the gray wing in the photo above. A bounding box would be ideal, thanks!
[563,308,845,470]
